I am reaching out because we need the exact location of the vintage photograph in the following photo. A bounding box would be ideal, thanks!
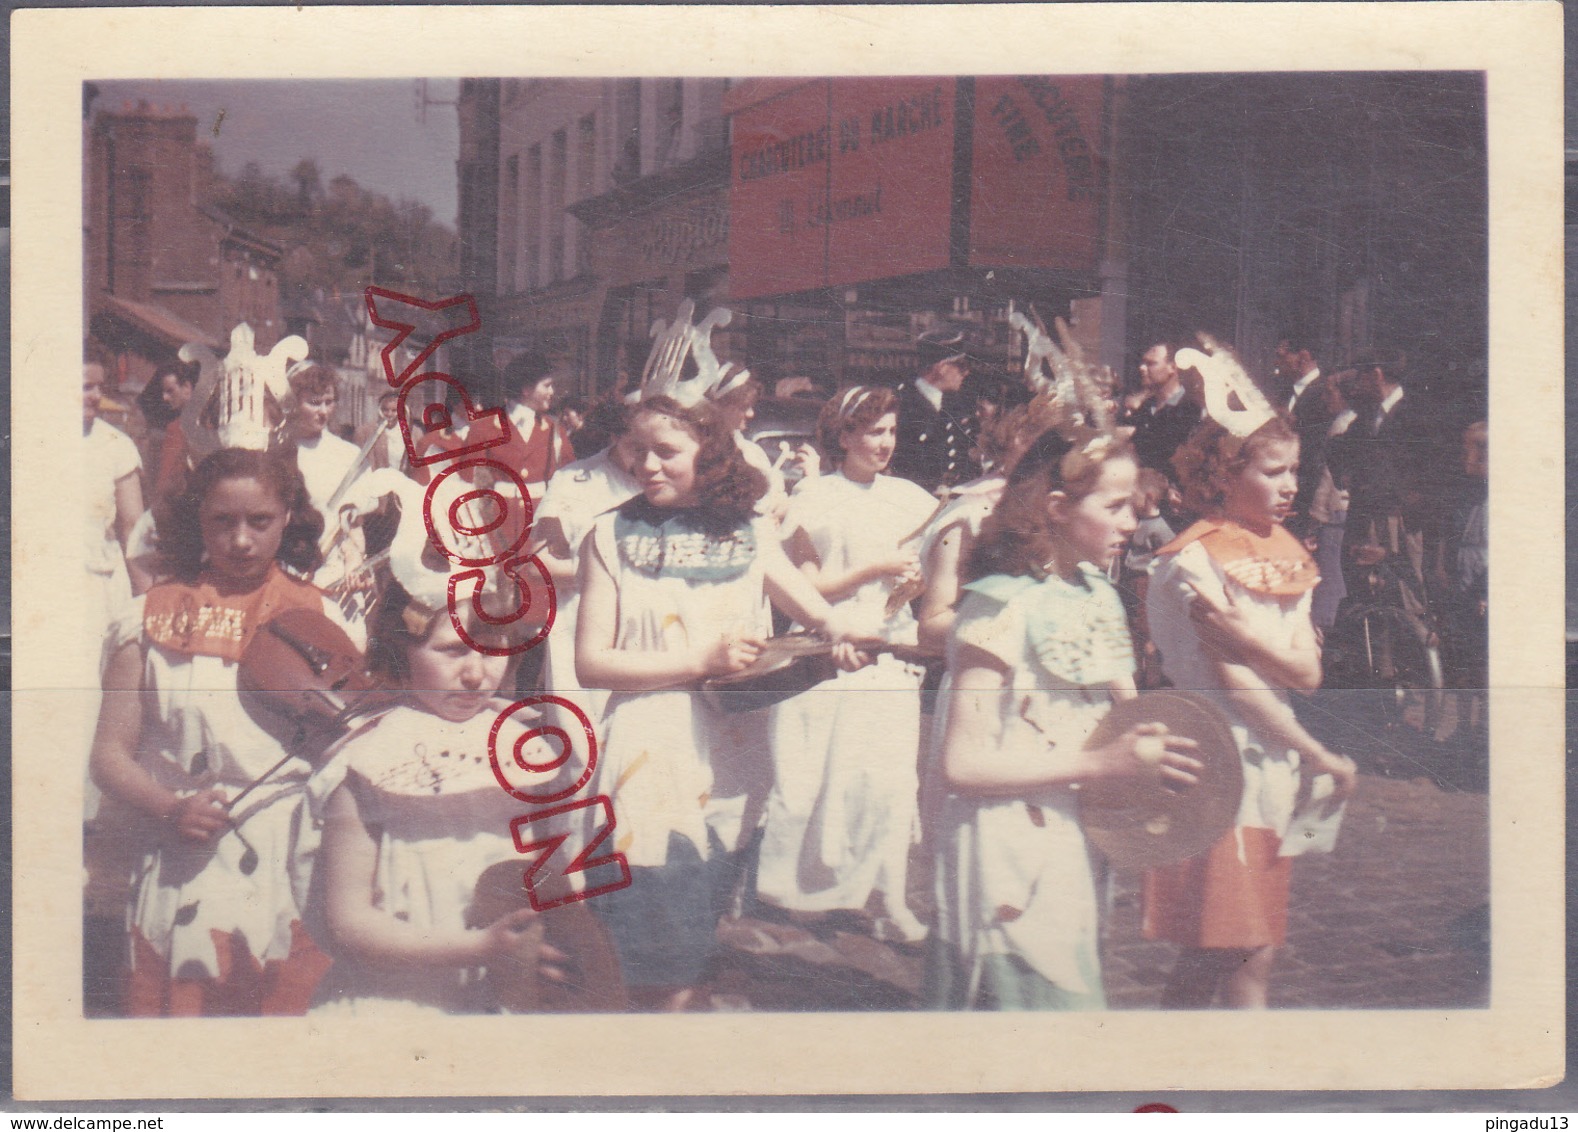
[75,68,1492,1019]
[12,3,1562,1101]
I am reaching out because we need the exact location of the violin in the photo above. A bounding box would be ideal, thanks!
[236,606,385,757]
[219,608,392,867]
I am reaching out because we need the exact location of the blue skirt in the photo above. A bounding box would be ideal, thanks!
[592,830,741,988]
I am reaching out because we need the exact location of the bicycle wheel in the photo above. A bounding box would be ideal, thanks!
[1351,605,1446,738]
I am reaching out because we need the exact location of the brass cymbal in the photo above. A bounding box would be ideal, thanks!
[468,860,629,1013]
[1078,690,1243,871]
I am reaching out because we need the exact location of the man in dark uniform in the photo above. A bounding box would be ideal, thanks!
[1121,340,1201,476]
[888,325,982,495]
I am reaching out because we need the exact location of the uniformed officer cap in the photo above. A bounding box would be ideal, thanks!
[916,324,975,369]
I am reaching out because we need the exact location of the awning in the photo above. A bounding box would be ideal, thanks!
[97,293,224,352]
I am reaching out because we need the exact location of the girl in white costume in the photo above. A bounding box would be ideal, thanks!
[90,448,343,1015]
[757,386,939,942]
[575,394,862,1010]
[305,584,566,1016]
[528,408,642,720]
[1142,407,1358,1009]
[927,429,1201,1010]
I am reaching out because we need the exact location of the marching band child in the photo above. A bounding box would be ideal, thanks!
[90,447,341,1015]
[574,393,864,1010]
[304,581,567,1016]
[1143,344,1358,1009]
[928,428,1201,1010]
[757,386,939,942]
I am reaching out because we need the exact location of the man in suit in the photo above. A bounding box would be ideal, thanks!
[889,325,981,496]
[1341,349,1426,577]
[1275,335,1335,539]
[1121,340,1202,477]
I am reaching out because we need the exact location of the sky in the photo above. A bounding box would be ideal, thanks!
[91,79,462,226]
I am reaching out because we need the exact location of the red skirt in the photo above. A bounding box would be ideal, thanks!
[125,920,330,1017]
[1142,826,1292,949]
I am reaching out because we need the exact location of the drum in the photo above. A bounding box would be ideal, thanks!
[1078,690,1243,870]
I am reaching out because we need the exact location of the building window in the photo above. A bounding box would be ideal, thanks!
[576,113,597,200]
[549,128,567,282]
[655,79,684,169]
[612,79,641,185]
[576,113,597,274]
[501,153,519,292]
[525,144,542,290]
[111,165,152,287]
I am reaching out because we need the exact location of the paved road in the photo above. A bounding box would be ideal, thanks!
[709,766,1489,1012]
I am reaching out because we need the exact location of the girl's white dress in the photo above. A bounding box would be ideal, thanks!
[80,418,143,820]
[300,705,530,1016]
[1147,538,1312,842]
[931,567,1135,1007]
[104,580,359,999]
[757,471,938,929]
[586,507,777,870]
[534,446,640,723]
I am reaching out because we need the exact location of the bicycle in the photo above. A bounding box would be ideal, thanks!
[1321,538,1447,762]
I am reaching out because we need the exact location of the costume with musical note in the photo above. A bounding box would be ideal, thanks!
[927,565,1135,1010]
[757,471,937,936]
[298,705,536,1016]
[1141,519,1320,948]
[108,565,361,1015]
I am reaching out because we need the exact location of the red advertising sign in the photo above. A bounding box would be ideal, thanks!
[729,77,956,300]
[969,76,1105,272]
[729,81,833,301]
[824,77,956,289]
[728,75,1105,299]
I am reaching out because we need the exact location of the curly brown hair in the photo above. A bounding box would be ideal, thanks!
[157,448,324,581]
[631,395,767,524]
[287,362,339,401]
[968,429,1135,581]
[815,385,899,467]
[1171,413,1298,516]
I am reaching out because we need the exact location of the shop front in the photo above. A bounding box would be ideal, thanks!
[570,170,733,399]
[724,75,1115,389]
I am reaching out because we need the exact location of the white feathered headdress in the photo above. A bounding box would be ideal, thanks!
[178,323,310,458]
[629,298,752,407]
[1174,335,1277,440]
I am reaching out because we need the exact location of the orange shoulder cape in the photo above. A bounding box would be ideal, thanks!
[1156,518,1319,597]
[143,564,325,662]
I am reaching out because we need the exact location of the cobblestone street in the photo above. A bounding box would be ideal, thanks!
[708,769,1489,1012]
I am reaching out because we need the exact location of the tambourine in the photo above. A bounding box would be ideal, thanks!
[700,631,836,715]
[1077,690,1243,871]
[467,860,628,1013]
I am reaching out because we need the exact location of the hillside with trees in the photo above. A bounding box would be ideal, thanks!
[211,157,458,299]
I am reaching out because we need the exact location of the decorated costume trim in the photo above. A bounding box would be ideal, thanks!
[1158,519,1319,597]
[144,564,325,663]
[962,565,1134,686]
[614,498,757,582]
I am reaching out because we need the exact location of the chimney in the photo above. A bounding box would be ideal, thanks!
[193,142,216,205]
